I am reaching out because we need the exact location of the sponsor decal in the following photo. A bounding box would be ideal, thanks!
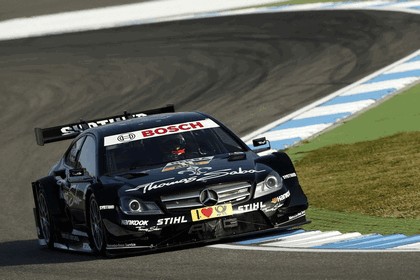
[288,211,306,220]
[126,177,178,194]
[282,173,297,179]
[63,187,82,207]
[254,191,291,213]
[178,166,212,176]
[271,191,291,204]
[121,220,149,226]
[121,220,164,232]
[156,216,188,226]
[117,133,136,142]
[126,168,265,193]
[104,119,219,146]
[191,204,233,222]
[99,205,115,210]
[136,226,162,232]
[263,203,284,213]
[107,243,136,248]
[162,156,214,172]
[236,202,265,213]
[61,113,147,136]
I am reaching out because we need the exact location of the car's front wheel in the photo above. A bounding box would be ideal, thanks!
[89,195,106,255]
[38,189,54,248]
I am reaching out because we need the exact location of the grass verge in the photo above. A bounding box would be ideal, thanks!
[286,84,420,235]
[303,207,420,235]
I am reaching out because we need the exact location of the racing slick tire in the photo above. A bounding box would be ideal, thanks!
[88,194,107,255]
[37,189,55,249]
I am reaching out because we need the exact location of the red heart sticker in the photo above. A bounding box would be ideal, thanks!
[201,207,213,218]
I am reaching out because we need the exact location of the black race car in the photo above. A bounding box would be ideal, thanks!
[32,105,308,256]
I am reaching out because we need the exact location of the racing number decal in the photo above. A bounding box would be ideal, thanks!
[191,204,233,222]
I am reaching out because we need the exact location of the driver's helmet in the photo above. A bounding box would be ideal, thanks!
[159,133,187,159]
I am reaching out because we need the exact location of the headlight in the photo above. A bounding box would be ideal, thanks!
[254,172,283,198]
[128,200,141,212]
[120,197,163,215]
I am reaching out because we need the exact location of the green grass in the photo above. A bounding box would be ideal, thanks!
[304,207,420,235]
[298,132,420,215]
[286,84,420,235]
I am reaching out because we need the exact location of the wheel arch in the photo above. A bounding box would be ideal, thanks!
[33,176,61,216]
[83,183,119,224]
[256,151,297,176]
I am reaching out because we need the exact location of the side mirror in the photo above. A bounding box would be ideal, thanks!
[67,168,93,183]
[252,137,271,153]
[69,168,86,177]
[252,137,268,147]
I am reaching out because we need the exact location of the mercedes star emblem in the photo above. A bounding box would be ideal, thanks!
[199,189,219,206]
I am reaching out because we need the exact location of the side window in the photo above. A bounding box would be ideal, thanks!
[77,136,97,176]
[65,137,85,167]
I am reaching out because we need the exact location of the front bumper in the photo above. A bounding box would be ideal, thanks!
[101,190,308,254]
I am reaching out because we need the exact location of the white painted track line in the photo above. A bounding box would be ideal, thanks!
[0,0,285,41]
[294,100,375,119]
[262,231,343,246]
[341,78,418,95]
[262,124,330,141]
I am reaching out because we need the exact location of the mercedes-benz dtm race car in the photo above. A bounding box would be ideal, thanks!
[32,105,308,256]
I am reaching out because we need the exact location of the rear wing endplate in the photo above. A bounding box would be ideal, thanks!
[35,105,175,146]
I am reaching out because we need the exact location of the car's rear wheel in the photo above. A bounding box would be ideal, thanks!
[89,195,106,255]
[38,190,54,248]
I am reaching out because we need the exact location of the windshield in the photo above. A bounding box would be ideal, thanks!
[104,126,245,174]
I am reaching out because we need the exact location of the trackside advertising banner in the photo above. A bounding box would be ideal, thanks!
[104,119,219,146]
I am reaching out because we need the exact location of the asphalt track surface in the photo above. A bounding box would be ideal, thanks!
[0,9,420,280]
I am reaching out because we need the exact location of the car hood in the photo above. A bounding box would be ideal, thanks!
[110,153,271,199]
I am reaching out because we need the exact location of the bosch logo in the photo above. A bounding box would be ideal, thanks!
[199,189,219,206]
[117,133,136,142]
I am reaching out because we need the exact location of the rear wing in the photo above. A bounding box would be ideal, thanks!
[34,105,175,146]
